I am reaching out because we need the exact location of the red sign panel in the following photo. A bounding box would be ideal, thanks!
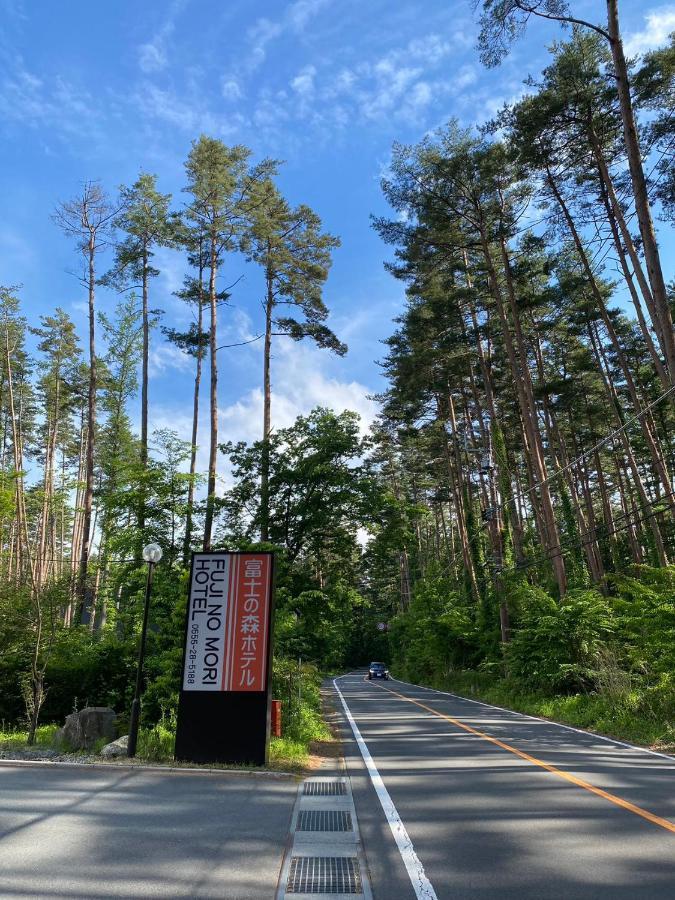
[183,552,273,693]
[224,553,272,692]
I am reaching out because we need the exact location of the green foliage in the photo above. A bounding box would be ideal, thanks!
[246,178,344,353]
[0,723,59,750]
[137,712,177,761]
[609,566,675,676]
[506,586,614,691]
[389,569,481,682]
[222,408,375,569]
[41,629,136,723]
[2,14,673,766]
[390,568,675,750]
[425,669,675,752]
[271,658,330,745]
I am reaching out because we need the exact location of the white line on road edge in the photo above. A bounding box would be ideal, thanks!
[390,677,675,762]
[333,677,438,900]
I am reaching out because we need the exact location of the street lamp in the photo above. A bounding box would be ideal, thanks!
[127,543,163,757]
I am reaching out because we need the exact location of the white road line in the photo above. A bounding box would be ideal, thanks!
[390,677,675,762]
[333,676,438,900]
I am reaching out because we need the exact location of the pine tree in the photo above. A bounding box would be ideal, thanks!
[103,173,180,547]
[245,177,344,541]
[183,136,274,550]
[53,183,118,616]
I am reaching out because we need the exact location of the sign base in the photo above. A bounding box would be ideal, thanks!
[175,690,271,766]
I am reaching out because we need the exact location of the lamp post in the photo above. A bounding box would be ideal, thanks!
[127,542,163,757]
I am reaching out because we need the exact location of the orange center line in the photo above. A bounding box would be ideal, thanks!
[370,681,675,834]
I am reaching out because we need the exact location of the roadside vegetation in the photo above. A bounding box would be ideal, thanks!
[1,2,673,762]
[1,658,332,773]
[390,568,675,751]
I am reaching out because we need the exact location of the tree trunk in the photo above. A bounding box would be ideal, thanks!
[605,0,675,382]
[139,242,149,546]
[588,127,671,387]
[533,332,604,584]
[592,154,670,392]
[77,237,97,619]
[203,235,218,551]
[481,225,566,595]
[183,243,205,567]
[588,321,668,564]
[260,253,274,543]
[443,394,481,604]
[4,327,34,590]
[546,167,674,512]
[613,450,643,564]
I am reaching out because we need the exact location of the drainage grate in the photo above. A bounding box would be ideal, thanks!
[303,780,346,797]
[287,857,362,894]
[297,810,353,832]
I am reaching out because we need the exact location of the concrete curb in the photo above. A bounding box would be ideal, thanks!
[0,757,299,778]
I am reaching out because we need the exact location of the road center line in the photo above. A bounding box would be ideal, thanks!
[376,681,675,835]
[333,677,438,900]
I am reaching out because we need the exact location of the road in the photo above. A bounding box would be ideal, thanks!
[334,672,675,899]
[0,763,296,899]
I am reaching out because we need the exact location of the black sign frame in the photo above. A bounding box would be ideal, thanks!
[174,550,276,766]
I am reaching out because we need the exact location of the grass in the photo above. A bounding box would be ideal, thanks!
[0,723,60,750]
[413,670,675,753]
[1,663,337,772]
[0,701,335,774]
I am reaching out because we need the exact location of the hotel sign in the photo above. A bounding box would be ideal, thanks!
[175,551,275,766]
[183,553,272,692]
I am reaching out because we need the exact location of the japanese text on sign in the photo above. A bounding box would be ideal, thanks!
[182,553,272,692]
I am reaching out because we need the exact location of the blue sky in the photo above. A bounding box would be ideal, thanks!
[1,0,673,480]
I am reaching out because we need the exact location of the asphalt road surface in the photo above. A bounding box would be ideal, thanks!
[0,764,296,899]
[334,672,675,900]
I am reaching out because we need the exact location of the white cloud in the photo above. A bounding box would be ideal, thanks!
[150,338,377,496]
[153,245,188,307]
[287,0,332,32]
[139,41,168,74]
[625,6,675,56]
[221,77,243,102]
[195,340,376,444]
[267,340,377,435]
[0,57,100,138]
[149,341,194,378]
[291,65,316,98]
[391,33,454,66]
[255,34,478,132]
[134,82,243,137]
[246,0,332,72]
[70,300,90,316]
[247,17,284,70]
[136,0,187,73]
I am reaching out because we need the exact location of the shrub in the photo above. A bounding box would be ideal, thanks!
[506,586,614,692]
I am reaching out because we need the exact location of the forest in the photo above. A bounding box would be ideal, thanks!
[1,1,674,757]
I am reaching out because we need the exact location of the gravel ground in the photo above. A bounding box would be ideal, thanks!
[0,748,97,763]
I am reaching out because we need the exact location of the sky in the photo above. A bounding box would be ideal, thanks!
[1,0,673,483]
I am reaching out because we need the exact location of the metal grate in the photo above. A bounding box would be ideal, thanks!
[303,780,346,796]
[297,810,353,832]
[287,857,362,894]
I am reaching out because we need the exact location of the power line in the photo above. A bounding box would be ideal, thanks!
[502,381,675,511]
[497,493,673,576]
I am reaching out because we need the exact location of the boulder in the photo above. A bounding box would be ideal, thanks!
[100,735,128,758]
[57,707,117,750]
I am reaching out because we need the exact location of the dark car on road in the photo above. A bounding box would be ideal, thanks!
[368,662,389,680]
